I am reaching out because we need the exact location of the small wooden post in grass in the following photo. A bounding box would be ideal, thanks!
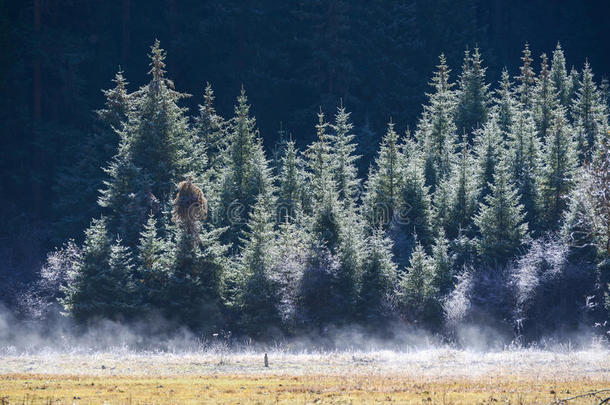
[264,353,269,367]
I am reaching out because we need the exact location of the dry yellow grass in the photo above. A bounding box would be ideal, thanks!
[1,373,609,404]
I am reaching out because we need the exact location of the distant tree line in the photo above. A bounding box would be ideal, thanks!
[28,40,610,342]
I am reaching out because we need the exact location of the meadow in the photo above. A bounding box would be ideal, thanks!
[1,348,609,404]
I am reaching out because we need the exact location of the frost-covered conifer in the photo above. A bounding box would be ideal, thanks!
[572,61,607,162]
[540,107,577,229]
[455,47,490,142]
[363,121,405,228]
[475,160,528,262]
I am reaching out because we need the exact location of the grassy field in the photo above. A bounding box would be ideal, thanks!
[1,349,609,404]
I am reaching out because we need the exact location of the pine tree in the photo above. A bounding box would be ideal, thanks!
[420,54,457,189]
[533,53,558,139]
[495,69,517,139]
[473,114,502,203]
[61,218,135,322]
[363,121,405,228]
[507,109,542,232]
[516,43,536,110]
[329,103,360,206]
[218,88,274,248]
[571,61,607,162]
[455,47,490,142]
[396,242,439,323]
[447,144,478,238]
[550,42,571,108]
[475,160,528,262]
[541,107,577,229]
[358,228,398,323]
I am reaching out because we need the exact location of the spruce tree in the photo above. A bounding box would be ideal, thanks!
[136,214,169,309]
[234,195,281,336]
[431,178,452,236]
[507,109,542,232]
[193,83,227,193]
[516,43,536,110]
[601,78,610,115]
[218,88,274,248]
[495,69,517,139]
[533,53,558,139]
[277,140,306,223]
[165,224,227,332]
[420,54,457,189]
[363,121,405,228]
[455,47,490,142]
[473,114,503,203]
[99,41,193,245]
[329,104,360,206]
[568,66,580,103]
[61,218,135,322]
[305,111,363,321]
[475,160,528,262]
[99,145,152,246]
[125,40,193,203]
[105,237,137,317]
[571,61,606,162]
[310,170,343,255]
[394,157,433,266]
[303,110,333,214]
[447,144,478,238]
[541,107,577,229]
[358,228,398,323]
[305,110,345,253]
[396,242,439,324]
[562,172,600,261]
[430,229,453,295]
[335,210,364,319]
[550,43,571,108]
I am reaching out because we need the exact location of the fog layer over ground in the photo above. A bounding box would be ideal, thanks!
[2,305,609,387]
[2,349,609,381]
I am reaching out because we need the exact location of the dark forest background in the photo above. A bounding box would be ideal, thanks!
[1,0,610,307]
